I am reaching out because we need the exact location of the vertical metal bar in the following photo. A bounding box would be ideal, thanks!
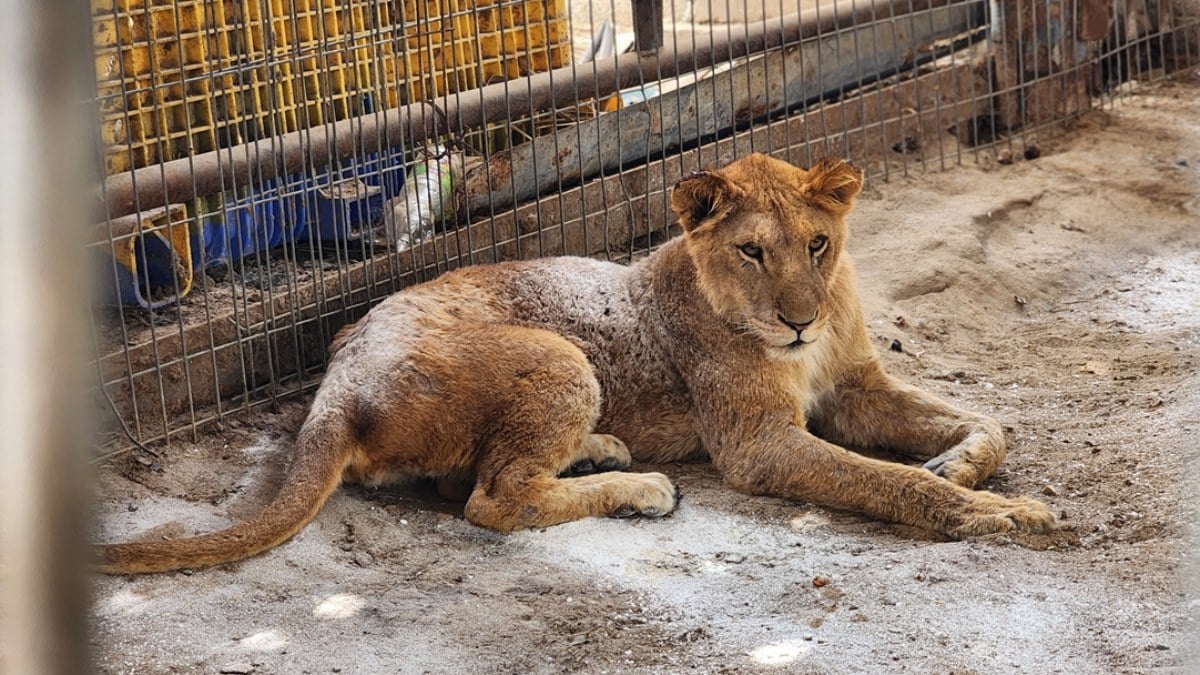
[593,0,613,261]
[471,0,503,265]
[250,0,281,411]
[281,0,313,393]
[850,0,872,171]
[134,0,173,441]
[194,0,230,431]
[886,3,912,175]
[778,0,794,164]
[838,0,855,160]
[500,0,522,261]
[429,0,454,274]
[165,0,201,440]
[867,0,892,180]
[99,0,145,441]
[1008,0,1023,156]
[926,1,948,170]
[456,0,479,264]
[637,13,653,258]
[666,0,684,246]
[905,1,930,172]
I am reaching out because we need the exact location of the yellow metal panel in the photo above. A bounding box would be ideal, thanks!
[94,0,574,175]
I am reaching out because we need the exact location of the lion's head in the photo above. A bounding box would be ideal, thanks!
[670,154,864,359]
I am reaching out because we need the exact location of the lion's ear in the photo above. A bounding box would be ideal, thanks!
[671,170,744,232]
[800,158,863,215]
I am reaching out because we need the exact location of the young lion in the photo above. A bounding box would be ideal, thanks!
[98,154,1055,574]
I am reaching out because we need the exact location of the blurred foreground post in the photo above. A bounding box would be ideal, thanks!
[0,0,93,673]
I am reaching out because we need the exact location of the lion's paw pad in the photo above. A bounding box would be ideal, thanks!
[596,456,630,472]
[561,459,597,477]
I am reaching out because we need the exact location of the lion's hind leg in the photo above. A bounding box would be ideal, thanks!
[437,434,632,500]
[559,434,633,477]
[461,327,679,532]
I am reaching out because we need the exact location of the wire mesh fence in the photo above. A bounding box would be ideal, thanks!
[87,0,1200,455]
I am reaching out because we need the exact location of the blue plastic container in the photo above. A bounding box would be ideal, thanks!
[190,144,411,271]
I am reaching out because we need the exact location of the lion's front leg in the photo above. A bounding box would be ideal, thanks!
[810,366,1006,489]
[712,428,1053,538]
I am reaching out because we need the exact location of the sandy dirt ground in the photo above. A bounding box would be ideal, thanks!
[90,76,1200,674]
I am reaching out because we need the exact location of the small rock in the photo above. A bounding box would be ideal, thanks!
[568,633,588,646]
[353,551,374,567]
[135,456,153,467]
[220,664,254,674]
[206,266,231,284]
[1042,485,1059,497]
[889,339,903,353]
[1023,145,1041,160]
[1175,159,1188,167]
[716,552,746,564]
[893,315,908,328]
[127,503,138,512]
[812,575,830,588]
[997,149,1014,165]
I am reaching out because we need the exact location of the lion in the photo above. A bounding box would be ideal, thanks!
[97,154,1055,574]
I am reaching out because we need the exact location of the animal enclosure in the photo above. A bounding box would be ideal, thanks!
[89,0,1199,453]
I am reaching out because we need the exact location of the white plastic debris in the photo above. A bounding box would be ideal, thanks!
[383,145,464,249]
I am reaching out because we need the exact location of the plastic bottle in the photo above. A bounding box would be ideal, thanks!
[384,145,463,248]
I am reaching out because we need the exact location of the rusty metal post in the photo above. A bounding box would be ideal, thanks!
[992,0,1096,133]
[0,0,93,674]
[461,1,985,218]
[632,0,664,52]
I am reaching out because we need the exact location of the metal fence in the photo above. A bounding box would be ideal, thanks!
[88,0,1199,455]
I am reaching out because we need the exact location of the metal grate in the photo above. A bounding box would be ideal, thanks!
[87,0,1200,455]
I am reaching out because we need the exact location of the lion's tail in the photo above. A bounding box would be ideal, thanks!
[95,413,355,575]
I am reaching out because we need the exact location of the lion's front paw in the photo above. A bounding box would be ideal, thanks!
[924,444,1003,490]
[947,493,1057,538]
[608,472,681,519]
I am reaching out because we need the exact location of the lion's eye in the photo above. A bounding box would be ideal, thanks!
[808,235,829,256]
[738,242,764,262]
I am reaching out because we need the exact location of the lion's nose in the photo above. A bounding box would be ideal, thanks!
[777,313,816,333]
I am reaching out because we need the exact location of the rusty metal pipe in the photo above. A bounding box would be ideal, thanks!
[100,0,973,220]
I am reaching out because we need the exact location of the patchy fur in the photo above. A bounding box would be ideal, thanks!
[96,154,1054,574]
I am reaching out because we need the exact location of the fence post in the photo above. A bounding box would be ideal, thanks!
[632,0,664,52]
[0,0,93,673]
